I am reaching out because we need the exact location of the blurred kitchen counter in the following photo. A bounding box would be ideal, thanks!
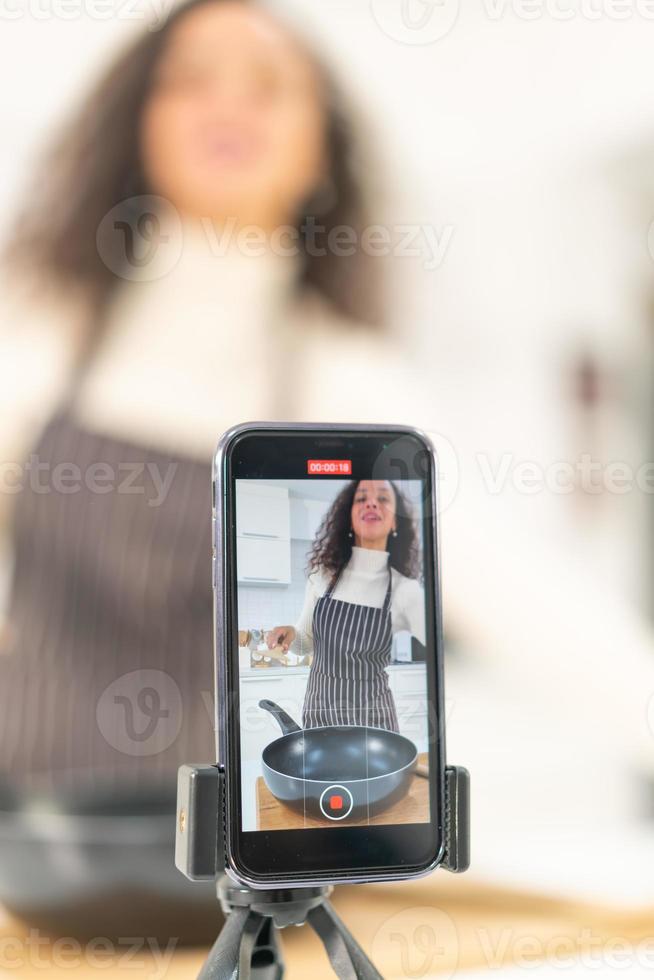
[241,661,427,679]
[2,877,653,978]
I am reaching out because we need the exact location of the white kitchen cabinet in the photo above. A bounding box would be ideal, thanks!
[392,664,428,695]
[236,483,290,540]
[236,484,291,584]
[289,496,328,541]
[388,665,429,752]
[237,536,291,585]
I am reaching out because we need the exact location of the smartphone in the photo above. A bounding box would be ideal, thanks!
[213,422,446,888]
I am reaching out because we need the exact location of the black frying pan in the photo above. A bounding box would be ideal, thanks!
[259,699,418,821]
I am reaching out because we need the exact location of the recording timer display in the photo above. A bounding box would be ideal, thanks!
[307,459,353,475]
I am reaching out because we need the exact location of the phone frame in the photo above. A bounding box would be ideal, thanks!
[213,421,447,888]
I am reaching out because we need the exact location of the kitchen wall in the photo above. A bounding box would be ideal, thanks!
[236,482,344,633]
[238,536,311,632]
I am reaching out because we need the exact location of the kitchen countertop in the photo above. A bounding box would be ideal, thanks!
[241,661,426,680]
[280,883,654,978]
[256,753,430,830]
[5,882,654,978]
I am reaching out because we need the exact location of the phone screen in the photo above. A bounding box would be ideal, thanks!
[219,428,444,883]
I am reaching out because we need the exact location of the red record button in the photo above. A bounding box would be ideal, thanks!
[319,784,354,820]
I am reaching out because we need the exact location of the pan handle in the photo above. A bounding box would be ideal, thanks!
[258,700,302,736]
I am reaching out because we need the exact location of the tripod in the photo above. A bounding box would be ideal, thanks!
[176,765,469,980]
[198,876,383,979]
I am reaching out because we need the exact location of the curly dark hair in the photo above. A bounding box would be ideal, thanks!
[308,481,420,587]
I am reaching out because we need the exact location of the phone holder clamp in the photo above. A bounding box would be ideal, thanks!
[176,765,469,979]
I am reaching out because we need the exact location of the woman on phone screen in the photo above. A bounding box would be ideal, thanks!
[266,480,425,732]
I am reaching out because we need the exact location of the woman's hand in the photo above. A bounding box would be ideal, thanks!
[266,626,296,651]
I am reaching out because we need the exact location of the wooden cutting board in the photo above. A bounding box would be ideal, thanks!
[256,753,430,830]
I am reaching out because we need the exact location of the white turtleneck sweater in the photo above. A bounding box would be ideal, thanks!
[0,218,427,470]
[63,222,422,457]
[74,223,301,457]
[294,545,426,654]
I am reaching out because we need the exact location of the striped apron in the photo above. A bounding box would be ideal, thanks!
[302,564,399,732]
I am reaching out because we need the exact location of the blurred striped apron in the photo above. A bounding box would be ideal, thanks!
[302,563,399,732]
[0,411,215,793]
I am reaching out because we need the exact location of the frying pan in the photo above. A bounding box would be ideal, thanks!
[259,699,419,821]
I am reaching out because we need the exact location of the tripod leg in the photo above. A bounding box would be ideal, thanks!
[198,909,284,980]
[237,913,283,980]
[307,901,383,980]
[245,918,284,980]
[199,907,249,980]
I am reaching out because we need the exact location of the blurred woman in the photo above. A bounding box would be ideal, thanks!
[0,0,412,937]
[0,0,404,789]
